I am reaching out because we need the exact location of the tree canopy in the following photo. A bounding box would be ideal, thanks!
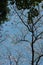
[15,0,42,9]
[0,0,42,24]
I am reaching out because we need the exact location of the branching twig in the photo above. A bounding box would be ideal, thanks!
[36,54,43,65]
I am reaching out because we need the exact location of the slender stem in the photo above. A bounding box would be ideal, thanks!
[36,55,43,65]
[31,18,34,65]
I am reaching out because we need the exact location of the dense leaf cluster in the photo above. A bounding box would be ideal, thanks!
[13,0,42,24]
[0,0,42,24]
[15,0,42,9]
[28,7,39,24]
[0,0,8,24]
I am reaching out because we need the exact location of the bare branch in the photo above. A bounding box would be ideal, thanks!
[36,54,43,65]
[33,15,43,26]
[13,6,31,32]
[36,32,43,38]
[33,31,43,44]
[15,39,30,44]
[0,43,12,65]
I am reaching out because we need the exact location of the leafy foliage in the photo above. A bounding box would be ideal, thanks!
[0,0,9,24]
[11,0,42,24]
[15,0,42,9]
[0,0,42,24]
[28,7,39,24]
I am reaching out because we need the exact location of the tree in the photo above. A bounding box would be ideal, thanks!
[10,0,43,65]
[0,0,43,65]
